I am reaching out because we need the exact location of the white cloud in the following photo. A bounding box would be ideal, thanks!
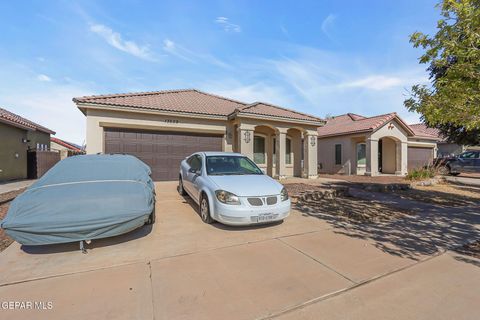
[89,23,155,61]
[37,74,52,82]
[162,38,229,68]
[321,14,336,37]
[215,16,241,33]
[162,38,195,62]
[341,75,403,90]
[201,79,296,107]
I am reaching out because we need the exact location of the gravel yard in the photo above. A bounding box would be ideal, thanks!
[0,188,25,252]
[393,183,480,207]
[286,183,414,222]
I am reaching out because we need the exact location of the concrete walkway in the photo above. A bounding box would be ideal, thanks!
[445,175,480,187]
[0,180,35,195]
[0,181,478,319]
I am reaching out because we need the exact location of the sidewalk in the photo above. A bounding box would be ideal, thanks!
[0,180,35,195]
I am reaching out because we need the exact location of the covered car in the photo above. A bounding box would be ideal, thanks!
[1,154,155,246]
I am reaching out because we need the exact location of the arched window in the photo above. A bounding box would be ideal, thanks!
[253,135,266,164]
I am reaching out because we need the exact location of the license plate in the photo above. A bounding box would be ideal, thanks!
[257,214,275,222]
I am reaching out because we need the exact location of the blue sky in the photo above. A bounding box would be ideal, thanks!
[0,0,440,144]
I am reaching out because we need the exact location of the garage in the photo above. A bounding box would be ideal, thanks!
[407,146,434,171]
[104,128,223,181]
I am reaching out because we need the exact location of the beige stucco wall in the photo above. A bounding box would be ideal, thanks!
[50,141,70,159]
[83,107,320,179]
[317,135,355,175]
[381,137,397,174]
[85,108,229,154]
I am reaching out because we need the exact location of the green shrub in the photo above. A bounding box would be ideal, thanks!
[406,167,436,181]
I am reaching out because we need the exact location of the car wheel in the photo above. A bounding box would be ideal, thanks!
[178,176,187,196]
[200,194,214,224]
[437,165,450,175]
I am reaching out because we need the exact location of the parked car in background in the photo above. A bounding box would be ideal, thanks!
[178,152,290,225]
[436,151,480,175]
[1,154,155,246]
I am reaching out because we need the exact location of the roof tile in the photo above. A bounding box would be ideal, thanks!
[0,107,55,134]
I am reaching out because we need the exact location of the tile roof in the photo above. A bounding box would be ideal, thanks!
[74,89,324,124]
[235,102,324,123]
[74,89,245,117]
[51,137,84,152]
[318,112,414,137]
[0,107,55,134]
[409,123,442,140]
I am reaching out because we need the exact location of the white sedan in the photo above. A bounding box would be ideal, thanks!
[178,152,290,225]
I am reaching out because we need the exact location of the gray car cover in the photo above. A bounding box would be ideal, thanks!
[1,154,155,245]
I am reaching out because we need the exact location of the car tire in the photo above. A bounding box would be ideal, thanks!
[437,165,450,175]
[178,176,187,196]
[200,194,214,224]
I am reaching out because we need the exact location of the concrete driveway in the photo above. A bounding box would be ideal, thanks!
[0,181,478,319]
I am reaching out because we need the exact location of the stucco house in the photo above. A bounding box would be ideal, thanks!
[409,123,480,157]
[74,89,323,181]
[50,137,85,159]
[317,113,439,176]
[0,107,55,181]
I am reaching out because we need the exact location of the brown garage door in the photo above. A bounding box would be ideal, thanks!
[407,147,434,171]
[104,128,223,181]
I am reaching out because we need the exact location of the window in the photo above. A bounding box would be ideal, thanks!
[459,151,479,159]
[357,143,366,166]
[206,156,263,175]
[285,138,292,164]
[188,155,202,171]
[253,135,266,164]
[335,144,342,165]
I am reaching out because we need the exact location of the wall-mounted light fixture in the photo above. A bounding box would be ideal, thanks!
[310,136,316,147]
[21,138,27,143]
[244,131,251,143]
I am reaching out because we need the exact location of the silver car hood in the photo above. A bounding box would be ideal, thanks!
[208,174,284,197]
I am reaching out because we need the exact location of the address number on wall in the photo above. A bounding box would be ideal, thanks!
[164,119,179,124]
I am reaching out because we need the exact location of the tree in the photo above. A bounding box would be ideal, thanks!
[404,0,480,145]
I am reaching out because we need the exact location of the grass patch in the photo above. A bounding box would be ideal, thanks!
[406,167,436,181]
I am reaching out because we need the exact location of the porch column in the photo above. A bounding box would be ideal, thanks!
[275,129,287,179]
[395,141,408,175]
[237,125,254,161]
[303,131,318,179]
[365,138,378,176]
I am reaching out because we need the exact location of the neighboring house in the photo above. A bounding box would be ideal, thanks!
[74,89,324,181]
[317,113,439,176]
[51,137,85,159]
[409,123,480,157]
[0,107,55,181]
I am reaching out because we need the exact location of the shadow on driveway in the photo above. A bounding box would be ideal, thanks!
[295,186,480,263]
[21,224,153,254]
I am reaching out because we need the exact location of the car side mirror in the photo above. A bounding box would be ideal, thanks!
[189,168,200,175]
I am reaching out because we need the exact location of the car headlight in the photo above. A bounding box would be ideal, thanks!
[280,187,289,201]
[215,190,241,205]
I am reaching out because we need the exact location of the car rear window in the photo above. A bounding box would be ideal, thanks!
[206,156,263,175]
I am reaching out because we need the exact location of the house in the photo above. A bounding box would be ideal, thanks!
[409,123,479,157]
[50,137,85,159]
[74,89,324,181]
[0,107,55,181]
[317,113,439,176]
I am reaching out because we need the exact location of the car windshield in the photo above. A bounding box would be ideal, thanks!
[206,156,263,175]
